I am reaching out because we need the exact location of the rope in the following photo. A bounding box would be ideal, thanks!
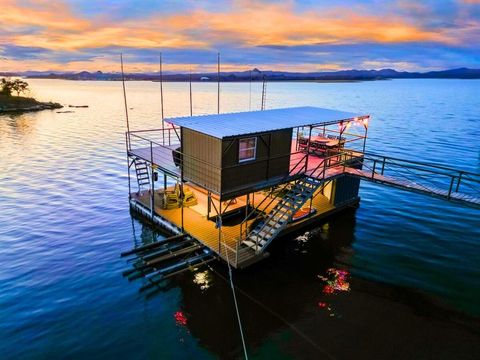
[220,229,249,359]
[207,264,337,360]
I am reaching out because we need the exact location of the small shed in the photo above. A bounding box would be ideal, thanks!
[166,106,361,198]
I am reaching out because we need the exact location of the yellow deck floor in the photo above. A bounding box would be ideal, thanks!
[133,182,335,258]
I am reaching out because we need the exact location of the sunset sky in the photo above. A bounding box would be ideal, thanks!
[1,0,479,73]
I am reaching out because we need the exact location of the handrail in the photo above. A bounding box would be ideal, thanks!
[237,150,359,244]
[128,126,180,134]
[129,133,221,171]
[249,164,329,250]
[238,152,308,238]
[347,153,480,200]
[363,151,480,178]
[242,150,353,248]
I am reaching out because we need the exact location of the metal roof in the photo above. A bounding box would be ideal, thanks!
[165,106,367,139]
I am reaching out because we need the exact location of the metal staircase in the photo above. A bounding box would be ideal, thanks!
[242,176,323,253]
[134,158,150,191]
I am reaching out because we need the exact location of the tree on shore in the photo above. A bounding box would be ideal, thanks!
[0,78,30,97]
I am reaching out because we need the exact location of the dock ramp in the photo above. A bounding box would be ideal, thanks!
[345,153,480,208]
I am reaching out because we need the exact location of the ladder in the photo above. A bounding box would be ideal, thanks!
[242,176,323,253]
[134,158,150,191]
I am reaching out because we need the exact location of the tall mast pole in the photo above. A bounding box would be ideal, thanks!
[159,53,165,145]
[120,53,131,150]
[189,65,193,116]
[217,52,220,114]
[249,69,252,111]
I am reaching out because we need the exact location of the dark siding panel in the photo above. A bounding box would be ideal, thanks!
[182,128,221,192]
[221,129,292,195]
[333,176,360,205]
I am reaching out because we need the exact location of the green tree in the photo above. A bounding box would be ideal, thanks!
[0,78,13,96]
[12,79,29,96]
[0,78,30,97]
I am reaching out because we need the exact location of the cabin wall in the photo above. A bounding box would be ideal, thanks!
[181,128,222,193]
[332,176,360,205]
[221,128,292,196]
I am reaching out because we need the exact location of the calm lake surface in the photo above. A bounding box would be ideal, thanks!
[0,79,479,359]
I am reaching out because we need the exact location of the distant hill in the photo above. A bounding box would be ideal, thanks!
[6,67,480,81]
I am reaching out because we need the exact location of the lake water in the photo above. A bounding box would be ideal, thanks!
[0,79,479,359]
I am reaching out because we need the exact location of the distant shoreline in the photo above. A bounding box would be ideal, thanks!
[2,67,479,82]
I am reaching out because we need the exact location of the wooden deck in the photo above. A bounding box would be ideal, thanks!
[128,145,180,177]
[131,181,338,267]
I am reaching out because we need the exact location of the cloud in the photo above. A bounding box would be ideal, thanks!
[0,0,479,72]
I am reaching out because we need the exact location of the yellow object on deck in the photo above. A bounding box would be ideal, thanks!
[162,183,198,209]
[182,186,198,207]
[163,190,179,209]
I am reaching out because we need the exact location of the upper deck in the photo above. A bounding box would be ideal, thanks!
[127,106,370,198]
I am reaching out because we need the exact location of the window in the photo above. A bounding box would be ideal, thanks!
[239,137,257,162]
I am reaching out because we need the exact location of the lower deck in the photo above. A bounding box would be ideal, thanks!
[130,177,359,268]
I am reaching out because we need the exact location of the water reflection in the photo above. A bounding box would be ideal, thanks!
[126,209,480,359]
[127,209,358,358]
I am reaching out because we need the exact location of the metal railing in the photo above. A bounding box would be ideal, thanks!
[346,152,480,202]
[237,150,356,246]
[128,131,222,193]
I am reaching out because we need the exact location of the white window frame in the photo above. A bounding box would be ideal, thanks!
[238,137,257,163]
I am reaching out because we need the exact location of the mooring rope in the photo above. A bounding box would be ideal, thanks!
[220,231,249,360]
[207,264,337,360]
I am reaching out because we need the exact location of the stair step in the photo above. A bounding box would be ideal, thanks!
[242,240,258,249]
[249,235,267,246]
[258,230,276,239]
[266,220,282,228]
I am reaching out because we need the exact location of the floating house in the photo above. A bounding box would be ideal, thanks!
[125,106,480,270]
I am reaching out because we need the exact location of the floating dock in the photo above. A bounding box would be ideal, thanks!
[122,106,480,271]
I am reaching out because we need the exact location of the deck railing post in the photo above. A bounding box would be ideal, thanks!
[126,133,132,199]
[218,202,222,253]
[448,175,455,199]
[305,126,312,173]
[371,159,377,179]
[150,141,155,218]
[381,158,386,175]
[235,241,239,267]
[455,172,463,192]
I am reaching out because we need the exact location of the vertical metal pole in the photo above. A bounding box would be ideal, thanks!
[126,133,132,199]
[217,52,220,114]
[362,124,368,153]
[371,160,377,179]
[120,54,131,150]
[295,127,299,151]
[180,149,185,231]
[189,65,193,116]
[163,173,167,191]
[249,70,252,111]
[261,77,267,111]
[305,126,312,172]
[180,182,184,232]
[218,201,222,253]
[447,176,455,199]
[207,192,211,219]
[159,53,165,146]
[150,142,155,218]
[127,161,131,199]
[455,172,463,192]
